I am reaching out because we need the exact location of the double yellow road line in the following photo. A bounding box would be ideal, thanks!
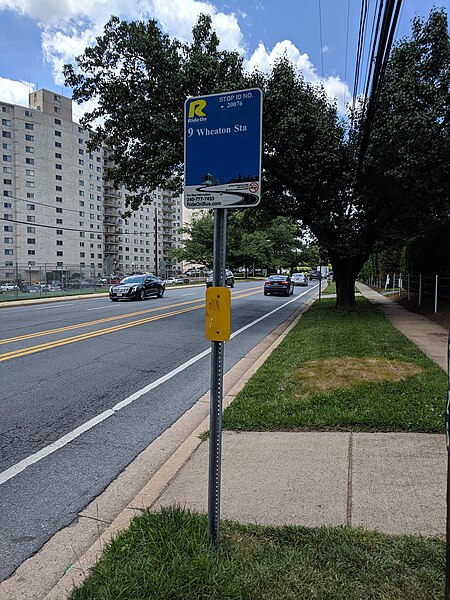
[0,287,261,363]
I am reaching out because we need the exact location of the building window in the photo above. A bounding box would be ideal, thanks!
[27,227,35,233]
[2,155,12,162]
[79,190,84,197]
[55,141,62,148]
[26,181,35,188]
[54,94,61,102]
[24,110,32,117]
[56,218,63,224]
[5,249,13,255]
[56,196,62,202]
[2,143,12,149]
[25,146,34,153]
[54,118,61,125]
[4,236,13,243]
[26,169,35,176]
[55,153,61,159]
[27,238,35,244]
[4,225,13,232]
[3,166,12,173]
[56,240,63,246]
[1,119,11,126]
[55,130,61,137]
[27,250,36,256]
[3,191,12,197]
[2,131,11,138]
[56,251,63,256]
[26,215,35,222]
[56,229,63,235]
[79,149,84,155]
[26,158,34,165]
[26,193,35,198]
[25,123,34,130]
[56,207,63,213]
[26,203,35,210]
[79,159,84,165]
[56,185,62,191]
[3,178,12,185]
[25,134,34,142]
[54,106,61,114]
[55,163,62,170]
[3,202,12,207]
[55,174,62,181]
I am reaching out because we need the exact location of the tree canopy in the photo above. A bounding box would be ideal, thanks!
[172,212,303,273]
[65,9,449,307]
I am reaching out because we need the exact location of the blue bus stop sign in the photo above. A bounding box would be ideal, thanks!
[184,88,262,209]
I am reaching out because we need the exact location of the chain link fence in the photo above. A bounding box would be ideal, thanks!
[364,272,450,314]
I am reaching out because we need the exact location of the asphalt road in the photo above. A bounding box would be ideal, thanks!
[0,280,318,581]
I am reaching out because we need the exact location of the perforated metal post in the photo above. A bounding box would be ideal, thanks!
[208,208,227,546]
[446,332,450,599]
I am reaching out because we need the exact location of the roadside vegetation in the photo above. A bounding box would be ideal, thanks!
[223,297,446,432]
[69,507,444,600]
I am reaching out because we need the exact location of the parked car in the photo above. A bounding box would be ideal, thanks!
[165,277,186,285]
[309,270,322,280]
[206,269,235,288]
[291,273,308,286]
[21,285,41,293]
[264,275,294,296]
[109,274,165,301]
[0,282,18,291]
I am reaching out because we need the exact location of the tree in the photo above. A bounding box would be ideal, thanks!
[64,15,246,211]
[65,10,449,308]
[171,212,301,273]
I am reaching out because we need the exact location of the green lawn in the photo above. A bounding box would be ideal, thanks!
[69,507,444,600]
[222,298,446,432]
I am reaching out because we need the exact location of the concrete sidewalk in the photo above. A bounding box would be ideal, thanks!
[4,283,448,599]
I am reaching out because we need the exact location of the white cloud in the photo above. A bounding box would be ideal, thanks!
[246,40,351,113]
[0,77,35,105]
[0,0,351,114]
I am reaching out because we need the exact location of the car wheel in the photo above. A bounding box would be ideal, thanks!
[157,287,164,298]
[264,290,268,296]
[110,298,118,302]
[139,288,146,301]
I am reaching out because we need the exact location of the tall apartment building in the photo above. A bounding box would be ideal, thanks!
[0,89,183,281]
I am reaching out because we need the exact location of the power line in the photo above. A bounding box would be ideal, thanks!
[318,0,325,80]
[344,0,351,108]
[357,0,404,170]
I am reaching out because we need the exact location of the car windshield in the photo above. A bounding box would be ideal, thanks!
[292,273,303,278]
[268,275,287,280]
[120,276,145,284]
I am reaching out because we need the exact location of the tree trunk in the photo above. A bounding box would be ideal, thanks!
[331,255,367,309]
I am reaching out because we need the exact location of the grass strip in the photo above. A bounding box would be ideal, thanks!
[223,298,446,432]
[69,507,444,600]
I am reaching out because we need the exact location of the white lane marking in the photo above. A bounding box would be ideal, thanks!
[0,287,314,486]
[87,306,117,311]
[33,304,74,310]
[180,293,196,297]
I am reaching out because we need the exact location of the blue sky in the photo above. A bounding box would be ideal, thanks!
[0,0,445,120]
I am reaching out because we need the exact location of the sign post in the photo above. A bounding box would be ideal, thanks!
[184,88,262,545]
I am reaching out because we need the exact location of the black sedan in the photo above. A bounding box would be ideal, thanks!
[263,275,294,296]
[109,275,165,301]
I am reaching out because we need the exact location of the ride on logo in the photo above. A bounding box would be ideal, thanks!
[188,99,207,122]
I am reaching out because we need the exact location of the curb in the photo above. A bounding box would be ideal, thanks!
[44,296,313,598]
[1,293,316,599]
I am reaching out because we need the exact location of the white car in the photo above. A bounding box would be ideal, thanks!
[165,277,185,285]
[0,282,18,291]
[291,273,309,286]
